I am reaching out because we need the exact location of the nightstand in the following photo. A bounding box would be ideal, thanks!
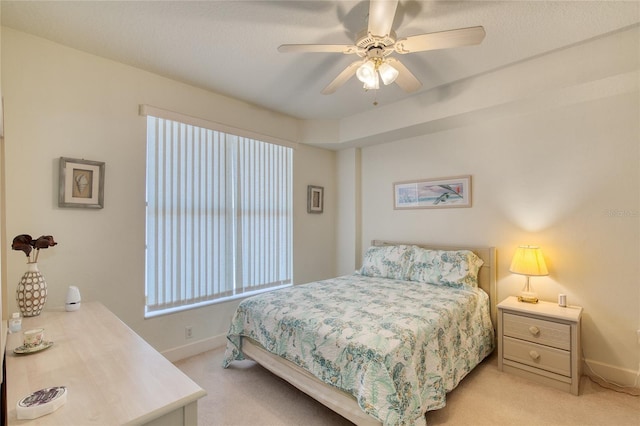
[497,296,583,395]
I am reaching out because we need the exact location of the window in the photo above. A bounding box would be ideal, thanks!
[144,112,293,317]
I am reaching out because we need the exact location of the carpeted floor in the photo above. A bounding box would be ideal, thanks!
[175,347,639,425]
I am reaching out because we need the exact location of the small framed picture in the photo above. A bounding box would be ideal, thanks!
[307,185,324,214]
[58,157,105,209]
[394,175,471,209]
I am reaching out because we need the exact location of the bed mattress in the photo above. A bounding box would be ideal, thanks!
[224,274,494,425]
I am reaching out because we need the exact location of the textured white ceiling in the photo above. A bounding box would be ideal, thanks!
[2,1,639,120]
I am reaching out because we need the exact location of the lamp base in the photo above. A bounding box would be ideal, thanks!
[518,292,539,304]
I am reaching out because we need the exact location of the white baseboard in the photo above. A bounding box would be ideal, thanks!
[162,333,228,362]
[583,357,640,389]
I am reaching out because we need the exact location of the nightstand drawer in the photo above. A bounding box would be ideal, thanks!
[503,312,570,350]
[503,336,571,376]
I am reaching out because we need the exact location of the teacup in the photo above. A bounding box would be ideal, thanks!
[23,328,44,349]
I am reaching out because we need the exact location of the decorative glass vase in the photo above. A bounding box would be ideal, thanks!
[16,262,48,317]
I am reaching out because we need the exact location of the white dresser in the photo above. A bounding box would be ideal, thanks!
[497,296,582,395]
[5,302,206,425]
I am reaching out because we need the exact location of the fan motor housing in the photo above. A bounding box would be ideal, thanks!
[356,30,396,57]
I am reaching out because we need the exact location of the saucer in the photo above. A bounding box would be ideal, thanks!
[14,341,54,355]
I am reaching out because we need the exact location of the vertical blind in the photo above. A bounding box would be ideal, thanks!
[145,116,293,316]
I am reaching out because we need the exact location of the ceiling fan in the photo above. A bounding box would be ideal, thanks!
[278,0,486,95]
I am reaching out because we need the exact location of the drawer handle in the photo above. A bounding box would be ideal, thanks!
[528,326,540,336]
[529,350,540,360]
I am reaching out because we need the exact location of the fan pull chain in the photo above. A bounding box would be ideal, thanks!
[364,84,379,106]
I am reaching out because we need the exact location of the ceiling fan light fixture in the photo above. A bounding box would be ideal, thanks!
[378,61,399,85]
[356,60,377,85]
[363,74,380,90]
[278,0,486,95]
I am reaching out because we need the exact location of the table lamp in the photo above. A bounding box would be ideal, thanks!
[509,245,548,303]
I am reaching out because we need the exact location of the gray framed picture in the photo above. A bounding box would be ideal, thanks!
[58,157,105,209]
[307,185,324,214]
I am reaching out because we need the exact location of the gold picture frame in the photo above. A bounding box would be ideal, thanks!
[58,157,105,209]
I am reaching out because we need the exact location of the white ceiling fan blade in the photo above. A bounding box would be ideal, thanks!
[322,61,362,95]
[386,58,422,93]
[278,44,358,54]
[395,26,486,54]
[368,0,398,37]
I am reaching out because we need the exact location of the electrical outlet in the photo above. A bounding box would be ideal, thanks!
[185,326,193,339]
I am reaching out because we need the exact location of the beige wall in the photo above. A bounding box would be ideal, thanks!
[1,28,337,354]
[0,4,5,380]
[1,23,638,387]
[336,148,361,276]
[347,26,639,385]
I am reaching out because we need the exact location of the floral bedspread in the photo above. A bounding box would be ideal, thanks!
[223,274,494,425]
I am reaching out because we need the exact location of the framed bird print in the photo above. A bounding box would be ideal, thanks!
[394,175,471,209]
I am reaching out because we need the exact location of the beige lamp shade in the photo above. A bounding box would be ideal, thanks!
[510,245,548,303]
[509,245,549,276]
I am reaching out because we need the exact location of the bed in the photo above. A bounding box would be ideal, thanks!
[223,241,496,425]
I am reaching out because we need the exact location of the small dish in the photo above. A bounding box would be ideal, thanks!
[14,341,54,355]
